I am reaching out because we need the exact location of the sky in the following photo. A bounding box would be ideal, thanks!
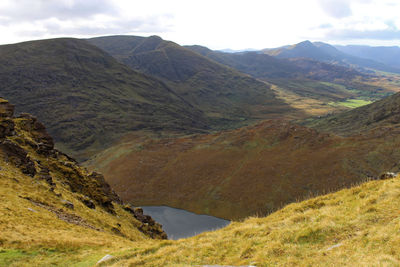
[0,0,399,49]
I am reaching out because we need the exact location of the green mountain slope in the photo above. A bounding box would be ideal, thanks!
[0,38,209,160]
[89,35,300,128]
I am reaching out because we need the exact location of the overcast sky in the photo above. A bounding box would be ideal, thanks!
[0,0,399,49]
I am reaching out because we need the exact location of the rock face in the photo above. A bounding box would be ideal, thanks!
[17,113,55,155]
[0,99,15,118]
[0,119,15,138]
[0,97,167,240]
[379,172,397,180]
[123,205,168,239]
[0,139,36,177]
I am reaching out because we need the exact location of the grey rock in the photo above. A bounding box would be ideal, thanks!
[96,254,114,264]
[61,199,74,209]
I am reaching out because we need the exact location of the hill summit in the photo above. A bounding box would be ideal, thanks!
[0,38,209,160]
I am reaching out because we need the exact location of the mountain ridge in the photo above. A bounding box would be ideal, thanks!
[0,37,210,160]
[336,44,400,69]
[264,40,400,74]
[89,35,301,129]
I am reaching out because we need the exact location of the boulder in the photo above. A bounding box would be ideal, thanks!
[37,166,55,187]
[17,113,54,154]
[80,197,96,209]
[0,119,15,138]
[61,199,74,209]
[0,140,36,177]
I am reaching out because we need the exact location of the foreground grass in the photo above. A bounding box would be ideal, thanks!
[3,171,400,266]
[105,176,400,266]
[0,160,144,266]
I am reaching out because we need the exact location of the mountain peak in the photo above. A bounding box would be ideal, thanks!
[295,40,314,47]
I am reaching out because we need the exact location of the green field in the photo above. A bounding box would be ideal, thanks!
[330,99,373,108]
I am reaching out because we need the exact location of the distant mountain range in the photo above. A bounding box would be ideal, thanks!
[263,40,400,74]
[186,43,394,113]
[335,44,400,70]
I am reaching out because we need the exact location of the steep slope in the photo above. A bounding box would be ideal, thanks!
[336,45,400,69]
[108,174,400,266]
[303,91,400,135]
[0,98,166,266]
[86,119,400,220]
[0,38,208,160]
[89,35,300,128]
[264,41,400,74]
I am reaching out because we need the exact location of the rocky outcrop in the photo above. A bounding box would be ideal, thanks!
[0,139,36,176]
[378,172,397,180]
[0,99,15,118]
[0,119,15,138]
[17,113,54,155]
[124,205,168,239]
[0,97,167,240]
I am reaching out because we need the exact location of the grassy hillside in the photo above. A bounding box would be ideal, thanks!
[10,171,398,266]
[106,174,400,266]
[304,91,400,136]
[89,35,300,128]
[0,38,209,160]
[86,119,400,220]
[0,98,166,266]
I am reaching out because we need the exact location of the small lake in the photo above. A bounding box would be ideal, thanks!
[141,206,230,240]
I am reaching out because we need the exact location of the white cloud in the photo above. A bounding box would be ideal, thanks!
[318,0,352,18]
[0,0,399,48]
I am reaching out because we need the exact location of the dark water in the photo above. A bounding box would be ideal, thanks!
[141,206,230,240]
